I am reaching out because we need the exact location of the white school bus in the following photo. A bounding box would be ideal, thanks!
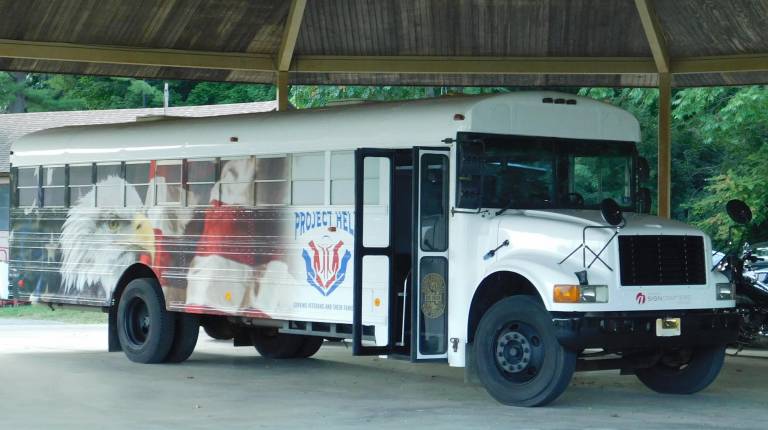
[9,92,737,406]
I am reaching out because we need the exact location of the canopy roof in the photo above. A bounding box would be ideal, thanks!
[0,0,766,88]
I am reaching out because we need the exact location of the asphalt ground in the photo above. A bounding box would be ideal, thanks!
[1,319,767,430]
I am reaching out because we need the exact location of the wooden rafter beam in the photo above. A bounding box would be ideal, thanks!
[276,0,307,71]
[634,0,670,73]
[292,55,658,75]
[673,54,768,74]
[1,38,767,77]
[0,39,274,71]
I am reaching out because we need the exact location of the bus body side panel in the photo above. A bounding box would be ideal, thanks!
[9,163,388,327]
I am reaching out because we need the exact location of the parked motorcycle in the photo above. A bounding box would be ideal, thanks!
[715,200,768,349]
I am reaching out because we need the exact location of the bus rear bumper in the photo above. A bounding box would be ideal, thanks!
[552,309,740,351]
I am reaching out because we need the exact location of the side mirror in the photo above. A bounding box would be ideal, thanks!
[637,187,652,214]
[600,198,624,226]
[726,199,752,224]
[636,157,650,183]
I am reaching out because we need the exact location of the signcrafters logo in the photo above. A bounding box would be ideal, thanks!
[636,292,647,304]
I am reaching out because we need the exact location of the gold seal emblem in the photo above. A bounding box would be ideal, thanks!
[420,272,446,319]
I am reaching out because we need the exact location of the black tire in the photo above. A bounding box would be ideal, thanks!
[250,328,304,359]
[635,345,726,394]
[117,278,176,364]
[474,295,576,407]
[164,313,200,363]
[295,336,324,358]
[202,317,234,340]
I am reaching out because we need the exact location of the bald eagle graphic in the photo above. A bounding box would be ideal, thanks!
[56,161,295,315]
[59,176,156,298]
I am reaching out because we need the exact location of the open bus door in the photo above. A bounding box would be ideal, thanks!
[353,148,402,356]
[411,148,450,361]
[353,148,420,357]
[352,147,450,361]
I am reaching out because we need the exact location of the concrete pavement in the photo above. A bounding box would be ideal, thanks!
[1,319,767,430]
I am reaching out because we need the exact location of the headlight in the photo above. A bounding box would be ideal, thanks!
[554,284,608,303]
[716,282,734,300]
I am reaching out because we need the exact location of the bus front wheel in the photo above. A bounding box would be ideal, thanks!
[635,345,726,394]
[116,278,176,364]
[474,295,576,407]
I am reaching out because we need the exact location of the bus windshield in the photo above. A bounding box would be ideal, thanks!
[456,133,636,211]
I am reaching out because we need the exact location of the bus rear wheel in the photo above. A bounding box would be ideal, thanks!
[201,317,234,340]
[164,312,199,363]
[250,328,304,358]
[117,278,175,364]
[474,296,576,407]
[635,345,726,394]
[295,336,324,358]
[250,328,323,359]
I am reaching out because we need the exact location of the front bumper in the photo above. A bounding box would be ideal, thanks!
[552,309,739,350]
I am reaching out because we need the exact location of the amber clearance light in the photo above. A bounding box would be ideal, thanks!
[553,285,581,303]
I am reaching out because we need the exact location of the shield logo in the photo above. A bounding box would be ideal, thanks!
[301,236,352,296]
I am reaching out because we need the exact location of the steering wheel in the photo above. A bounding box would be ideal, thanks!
[564,192,584,207]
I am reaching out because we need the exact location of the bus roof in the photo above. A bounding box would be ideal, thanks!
[11,91,640,167]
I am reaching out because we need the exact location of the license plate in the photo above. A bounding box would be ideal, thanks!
[656,317,681,337]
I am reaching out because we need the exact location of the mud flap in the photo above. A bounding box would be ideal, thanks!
[107,306,122,352]
[464,342,480,384]
[232,326,254,347]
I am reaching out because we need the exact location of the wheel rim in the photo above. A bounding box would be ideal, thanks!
[493,322,544,383]
[125,297,151,346]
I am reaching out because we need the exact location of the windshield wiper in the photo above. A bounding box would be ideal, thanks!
[495,199,515,216]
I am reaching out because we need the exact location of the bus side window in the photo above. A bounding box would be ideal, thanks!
[0,182,9,230]
[330,151,354,205]
[96,163,123,207]
[125,162,151,207]
[219,157,254,206]
[186,158,216,206]
[69,164,94,207]
[329,152,379,205]
[292,152,324,205]
[42,165,66,207]
[155,160,182,206]
[254,156,289,206]
[16,166,39,207]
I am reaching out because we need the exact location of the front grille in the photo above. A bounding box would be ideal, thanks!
[618,235,706,286]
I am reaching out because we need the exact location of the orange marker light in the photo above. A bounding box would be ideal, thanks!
[553,285,581,303]
[373,297,381,307]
